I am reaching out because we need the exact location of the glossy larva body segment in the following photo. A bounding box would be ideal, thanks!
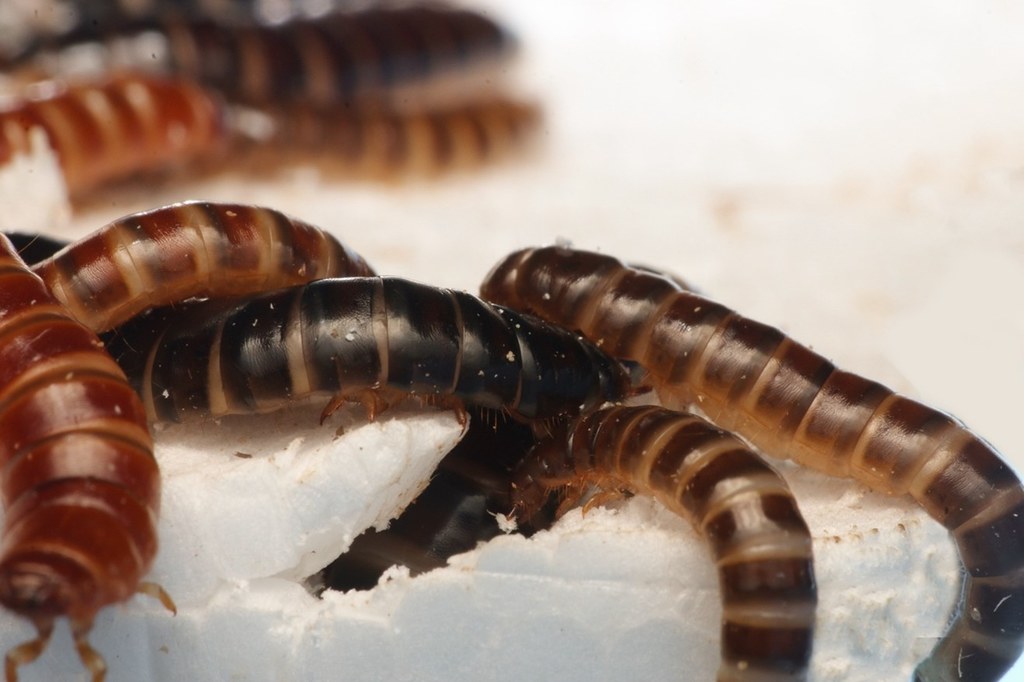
[239,97,540,177]
[0,235,159,681]
[31,200,375,332]
[103,277,631,424]
[512,405,815,682]
[0,73,224,195]
[23,6,514,106]
[482,246,1024,681]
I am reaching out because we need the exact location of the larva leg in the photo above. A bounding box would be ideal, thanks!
[5,618,53,682]
[70,618,105,682]
[137,582,177,615]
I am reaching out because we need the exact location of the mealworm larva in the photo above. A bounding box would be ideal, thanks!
[231,96,541,178]
[30,200,375,332]
[511,404,816,682]
[481,245,1024,682]
[101,276,632,424]
[318,417,542,592]
[0,73,225,195]
[21,6,515,107]
[0,234,169,681]
[0,0,350,65]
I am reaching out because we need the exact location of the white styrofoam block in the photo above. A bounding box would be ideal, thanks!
[148,403,466,607]
[0,403,959,682]
[0,404,466,681]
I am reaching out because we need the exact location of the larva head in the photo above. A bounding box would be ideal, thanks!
[509,437,579,526]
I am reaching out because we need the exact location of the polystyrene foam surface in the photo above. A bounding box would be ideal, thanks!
[0,403,957,682]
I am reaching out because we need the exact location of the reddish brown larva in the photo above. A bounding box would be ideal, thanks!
[0,74,224,195]
[0,234,167,681]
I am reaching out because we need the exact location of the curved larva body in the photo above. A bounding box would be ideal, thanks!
[0,0,336,64]
[512,404,815,682]
[24,6,514,107]
[0,74,224,195]
[482,246,1024,682]
[0,235,159,681]
[240,97,540,178]
[102,276,632,424]
[30,201,375,332]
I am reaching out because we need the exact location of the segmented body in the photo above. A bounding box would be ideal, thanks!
[0,0,346,65]
[20,6,514,107]
[235,97,540,178]
[512,404,815,682]
[101,276,632,423]
[0,73,224,195]
[30,201,374,332]
[8,227,549,595]
[481,246,1024,681]
[0,234,161,681]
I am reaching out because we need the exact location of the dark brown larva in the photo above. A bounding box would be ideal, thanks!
[0,234,165,681]
[101,276,632,424]
[481,245,1024,682]
[30,200,375,332]
[512,404,816,682]
[0,73,225,195]
[234,96,541,179]
[21,6,514,107]
[0,0,346,65]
